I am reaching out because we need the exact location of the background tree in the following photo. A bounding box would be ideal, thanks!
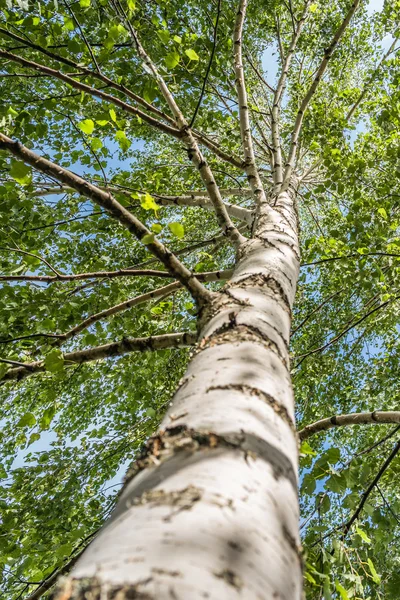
[0,0,400,598]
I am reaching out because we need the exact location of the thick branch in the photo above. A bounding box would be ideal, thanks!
[282,0,361,189]
[0,332,197,383]
[299,411,400,441]
[0,133,212,306]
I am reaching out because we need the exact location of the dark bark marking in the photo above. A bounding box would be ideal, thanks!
[52,577,154,600]
[214,569,243,590]
[123,426,298,491]
[206,384,296,432]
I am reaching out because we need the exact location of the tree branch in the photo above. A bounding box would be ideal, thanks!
[0,49,180,137]
[0,268,232,284]
[2,270,232,347]
[346,34,399,121]
[116,11,245,246]
[0,332,197,383]
[233,0,268,207]
[0,28,244,169]
[271,0,311,189]
[189,0,221,128]
[0,133,212,306]
[299,411,400,441]
[294,292,400,364]
[282,0,361,190]
[342,438,400,536]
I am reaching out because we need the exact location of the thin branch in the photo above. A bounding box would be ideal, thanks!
[291,288,342,335]
[0,28,244,169]
[0,133,212,306]
[0,331,197,383]
[114,12,245,246]
[4,270,232,348]
[233,0,268,207]
[282,0,361,190]
[299,411,400,441]
[0,268,232,284]
[189,0,221,128]
[0,246,63,276]
[63,0,101,73]
[342,438,400,536]
[346,34,399,121]
[301,251,400,267]
[24,530,98,600]
[0,49,180,138]
[294,293,400,363]
[271,0,311,189]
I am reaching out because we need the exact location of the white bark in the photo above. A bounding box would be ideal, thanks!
[56,187,302,600]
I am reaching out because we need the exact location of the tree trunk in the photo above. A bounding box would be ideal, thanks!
[56,188,302,600]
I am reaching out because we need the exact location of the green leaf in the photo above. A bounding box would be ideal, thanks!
[78,119,95,135]
[185,48,199,61]
[40,405,56,430]
[305,572,317,585]
[140,193,160,212]
[109,108,117,123]
[142,233,155,245]
[10,160,32,186]
[28,432,41,446]
[300,441,317,456]
[168,222,185,239]
[355,526,371,544]
[335,581,349,600]
[165,51,180,68]
[79,0,91,7]
[17,412,37,428]
[56,543,73,558]
[127,0,136,10]
[173,35,182,44]
[44,349,64,374]
[91,137,103,151]
[151,223,162,233]
[367,558,381,584]
[115,130,131,152]
[158,30,170,43]
[323,579,332,600]
[378,207,388,219]
[0,463,7,479]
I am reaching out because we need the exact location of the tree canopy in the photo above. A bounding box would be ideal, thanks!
[0,0,400,598]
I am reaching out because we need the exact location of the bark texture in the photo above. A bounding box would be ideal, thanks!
[54,188,301,599]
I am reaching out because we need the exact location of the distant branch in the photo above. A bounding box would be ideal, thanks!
[0,268,232,284]
[342,438,400,536]
[233,0,268,207]
[117,12,245,246]
[282,0,361,189]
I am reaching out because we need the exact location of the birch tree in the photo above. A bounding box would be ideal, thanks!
[0,0,400,598]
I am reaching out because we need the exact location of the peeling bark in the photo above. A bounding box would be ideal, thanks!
[54,186,302,600]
